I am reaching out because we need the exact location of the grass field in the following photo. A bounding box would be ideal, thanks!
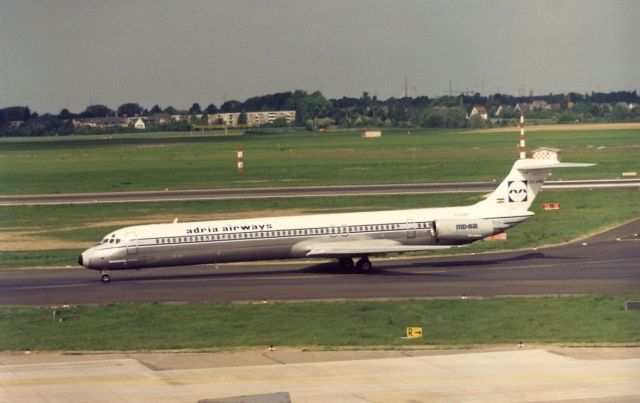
[2,189,639,268]
[1,294,638,351]
[2,128,639,352]
[1,128,638,194]
[1,127,639,267]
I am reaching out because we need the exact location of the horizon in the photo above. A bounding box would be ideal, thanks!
[7,88,640,117]
[7,88,640,116]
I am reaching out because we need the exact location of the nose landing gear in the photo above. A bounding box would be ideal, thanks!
[100,270,111,283]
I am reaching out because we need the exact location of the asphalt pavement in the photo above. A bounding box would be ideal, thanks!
[1,179,639,205]
[1,219,638,306]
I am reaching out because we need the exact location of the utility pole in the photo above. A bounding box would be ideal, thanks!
[404,77,408,98]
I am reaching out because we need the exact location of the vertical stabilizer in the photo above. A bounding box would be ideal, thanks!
[475,159,595,211]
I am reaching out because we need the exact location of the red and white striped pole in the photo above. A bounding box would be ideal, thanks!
[236,146,244,173]
[519,112,526,159]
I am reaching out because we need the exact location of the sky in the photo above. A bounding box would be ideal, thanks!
[1,0,638,114]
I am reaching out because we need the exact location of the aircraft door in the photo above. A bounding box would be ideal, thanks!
[126,232,138,255]
[340,225,349,237]
[406,220,416,239]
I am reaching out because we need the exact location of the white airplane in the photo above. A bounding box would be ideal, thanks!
[79,156,593,283]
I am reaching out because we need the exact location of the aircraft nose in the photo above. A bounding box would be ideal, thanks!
[78,252,90,268]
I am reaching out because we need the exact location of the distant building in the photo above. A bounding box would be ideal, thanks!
[208,113,239,126]
[133,118,145,130]
[469,106,488,120]
[246,110,296,126]
[171,114,191,122]
[515,103,529,114]
[207,110,296,127]
[7,121,23,129]
[531,100,551,110]
[615,102,631,110]
[599,103,613,113]
[147,113,172,124]
[72,117,129,129]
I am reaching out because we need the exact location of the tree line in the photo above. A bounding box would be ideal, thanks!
[1,89,639,136]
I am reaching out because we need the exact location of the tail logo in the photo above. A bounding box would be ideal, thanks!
[508,180,528,202]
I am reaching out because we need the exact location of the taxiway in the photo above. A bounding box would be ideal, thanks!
[1,220,638,306]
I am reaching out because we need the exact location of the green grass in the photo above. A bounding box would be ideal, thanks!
[1,295,638,351]
[0,250,80,269]
[1,128,638,194]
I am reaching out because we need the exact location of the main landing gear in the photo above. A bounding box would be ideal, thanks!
[100,270,111,283]
[338,257,373,273]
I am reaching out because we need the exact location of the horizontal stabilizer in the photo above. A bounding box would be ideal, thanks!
[303,239,451,258]
[513,159,596,171]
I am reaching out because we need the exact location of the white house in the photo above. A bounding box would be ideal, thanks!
[469,106,488,120]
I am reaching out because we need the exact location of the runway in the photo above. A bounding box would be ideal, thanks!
[1,179,639,205]
[1,220,638,306]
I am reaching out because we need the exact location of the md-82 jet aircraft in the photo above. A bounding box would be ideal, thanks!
[79,155,593,283]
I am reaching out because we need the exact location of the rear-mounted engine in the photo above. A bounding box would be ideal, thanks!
[433,218,496,242]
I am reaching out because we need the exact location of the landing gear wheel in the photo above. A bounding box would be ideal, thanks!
[356,257,373,273]
[101,273,111,283]
[338,257,354,271]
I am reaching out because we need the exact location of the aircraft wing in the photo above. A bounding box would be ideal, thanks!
[301,239,452,258]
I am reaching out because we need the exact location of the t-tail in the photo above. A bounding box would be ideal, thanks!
[475,158,596,213]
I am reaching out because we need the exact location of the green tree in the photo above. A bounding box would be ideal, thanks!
[163,106,178,115]
[613,105,630,121]
[204,103,218,114]
[58,108,74,120]
[149,105,162,115]
[286,90,331,125]
[117,103,143,117]
[189,103,202,114]
[1,106,32,123]
[445,107,467,128]
[56,120,74,135]
[81,104,114,118]
[467,114,485,128]
[424,110,445,127]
